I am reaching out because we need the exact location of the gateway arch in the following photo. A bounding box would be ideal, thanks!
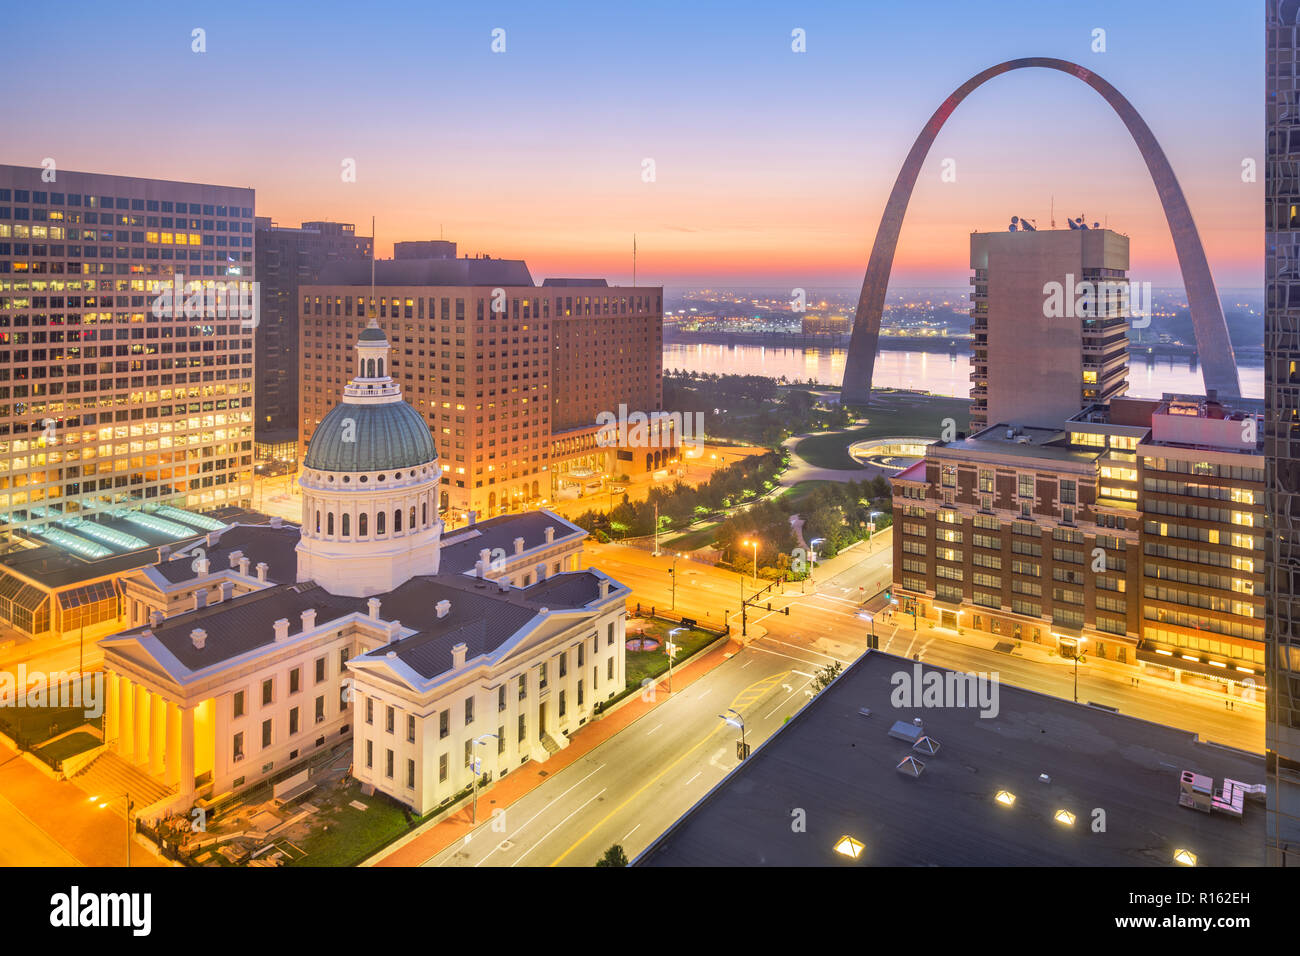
[840,57,1240,405]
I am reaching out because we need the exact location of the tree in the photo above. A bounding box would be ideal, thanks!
[596,844,629,867]
[810,660,843,694]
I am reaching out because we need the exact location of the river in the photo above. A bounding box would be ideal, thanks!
[662,342,1264,399]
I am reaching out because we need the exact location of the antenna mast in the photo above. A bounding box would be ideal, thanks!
[633,234,637,287]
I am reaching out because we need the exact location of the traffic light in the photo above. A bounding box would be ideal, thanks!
[884,589,891,601]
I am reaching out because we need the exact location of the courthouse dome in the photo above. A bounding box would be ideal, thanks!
[303,401,437,473]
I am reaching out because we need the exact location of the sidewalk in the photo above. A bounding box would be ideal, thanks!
[369,633,744,867]
[0,740,167,867]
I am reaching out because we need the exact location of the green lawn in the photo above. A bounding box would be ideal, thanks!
[0,684,103,746]
[286,781,415,867]
[663,522,722,551]
[775,479,839,508]
[35,731,101,764]
[795,392,971,470]
[624,620,720,690]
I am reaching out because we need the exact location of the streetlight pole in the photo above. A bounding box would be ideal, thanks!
[742,538,758,588]
[670,552,681,611]
[719,708,747,760]
[470,733,498,824]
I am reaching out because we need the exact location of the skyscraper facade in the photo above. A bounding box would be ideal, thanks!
[1266,0,1300,865]
[253,219,372,447]
[969,227,1130,430]
[0,166,255,551]
[297,243,663,524]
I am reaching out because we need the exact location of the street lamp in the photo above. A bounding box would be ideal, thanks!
[670,552,684,611]
[470,733,498,823]
[808,537,824,588]
[718,708,748,760]
[666,627,684,694]
[1059,636,1088,703]
[741,538,759,587]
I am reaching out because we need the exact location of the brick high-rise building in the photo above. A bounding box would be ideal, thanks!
[969,226,1131,429]
[0,165,255,554]
[892,394,1264,684]
[298,242,664,523]
[254,219,372,452]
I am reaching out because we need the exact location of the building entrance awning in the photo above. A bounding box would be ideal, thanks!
[1137,647,1262,685]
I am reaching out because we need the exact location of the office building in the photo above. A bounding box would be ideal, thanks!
[298,240,665,524]
[969,227,1130,429]
[1266,0,1300,865]
[254,218,372,449]
[892,394,1264,689]
[0,165,255,556]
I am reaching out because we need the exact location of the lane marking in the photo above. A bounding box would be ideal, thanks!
[460,763,605,867]
[685,771,702,786]
[621,823,641,843]
[645,723,662,736]
[512,788,607,867]
[547,671,784,866]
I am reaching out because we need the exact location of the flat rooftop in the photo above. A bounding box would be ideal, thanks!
[638,651,1265,867]
[934,424,1104,466]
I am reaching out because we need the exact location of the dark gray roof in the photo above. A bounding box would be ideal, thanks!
[143,582,362,672]
[523,571,604,608]
[302,400,438,472]
[638,652,1265,867]
[357,325,388,341]
[150,524,300,586]
[440,511,586,574]
[314,257,533,288]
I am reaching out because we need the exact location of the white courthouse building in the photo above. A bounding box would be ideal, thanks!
[99,323,629,817]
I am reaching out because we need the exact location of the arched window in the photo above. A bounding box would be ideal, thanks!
[489,491,496,512]
[440,491,449,512]
[377,511,386,535]
[315,510,320,534]
[378,358,384,377]
[532,480,539,498]
[422,501,428,525]
[327,512,335,536]
[342,513,350,536]
[409,506,416,529]
[359,512,368,536]
[366,357,376,378]
[394,508,402,533]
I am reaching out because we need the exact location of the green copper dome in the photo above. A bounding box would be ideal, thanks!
[303,401,437,472]
[357,325,388,342]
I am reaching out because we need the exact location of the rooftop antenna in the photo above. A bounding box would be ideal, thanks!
[369,215,376,319]
[633,233,637,287]
[1050,196,1055,229]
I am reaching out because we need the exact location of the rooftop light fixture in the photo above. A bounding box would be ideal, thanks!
[995,790,1016,808]
[833,836,864,860]
[1054,809,1076,826]
[1174,848,1197,866]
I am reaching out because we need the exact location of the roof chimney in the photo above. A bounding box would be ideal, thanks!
[150,610,164,628]
[368,597,381,620]
[238,556,250,576]
[467,510,477,526]
[205,531,220,549]
[219,581,235,603]
[227,549,244,569]
[301,608,317,631]
[436,599,451,619]
[193,590,208,611]
[191,628,207,650]
[256,562,268,583]
[388,619,401,640]
[270,516,283,529]
[514,536,525,555]
[273,618,290,642]
[544,526,555,544]
[479,548,492,574]
[536,563,547,583]
[452,643,467,668]
[158,544,171,562]
[599,579,610,599]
